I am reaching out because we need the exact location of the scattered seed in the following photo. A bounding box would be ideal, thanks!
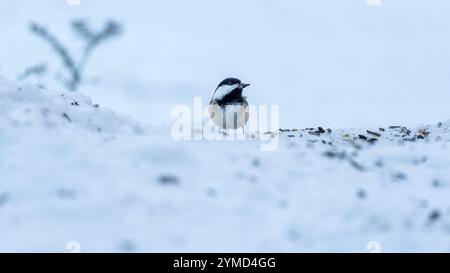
[357,189,366,200]
[348,159,365,171]
[118,239,138,252]
[432,179,444,188]
[206,188,217,197]
[62,113,71,122]
[392,172,407,181]
[56,188,77,200]
[358,135,367,140]
[0,192,10,207]
[252,158,260,167]
[158,174,180,185]
[428,209,441,223]
[367,130,381,137]
[401,127,412,135]
[417,129,430,139]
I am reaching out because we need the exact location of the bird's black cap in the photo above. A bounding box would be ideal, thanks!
[217,78,242,88]
[216,78,250,90]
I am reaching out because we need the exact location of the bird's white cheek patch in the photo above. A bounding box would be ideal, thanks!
[212,84,240,101]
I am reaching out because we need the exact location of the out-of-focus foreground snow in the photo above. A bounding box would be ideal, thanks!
[1,76,450,252]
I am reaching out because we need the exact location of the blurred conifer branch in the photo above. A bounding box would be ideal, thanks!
[21,19,122,91]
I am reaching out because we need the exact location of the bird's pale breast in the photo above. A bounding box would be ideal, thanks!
[208,103,249,130]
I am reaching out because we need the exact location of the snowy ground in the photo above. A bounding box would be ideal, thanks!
[1,76,450,252]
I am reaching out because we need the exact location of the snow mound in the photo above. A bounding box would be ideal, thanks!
[0,76,143,135]
[2,75,450,252]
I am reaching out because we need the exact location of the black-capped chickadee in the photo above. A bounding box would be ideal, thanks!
[209,78,250,131]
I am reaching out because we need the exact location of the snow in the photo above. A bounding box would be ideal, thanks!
[2,0,450,253]
[1,76,450,252]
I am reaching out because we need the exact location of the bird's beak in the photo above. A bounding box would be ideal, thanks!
[241,83,250,88]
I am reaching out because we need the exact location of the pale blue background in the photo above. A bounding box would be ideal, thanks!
[1,0,449,128]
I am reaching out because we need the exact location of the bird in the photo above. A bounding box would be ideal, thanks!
[208,77,250,132]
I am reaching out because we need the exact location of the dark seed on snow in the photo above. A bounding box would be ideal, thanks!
[432,179,444,188]
[278,200,289,209]
[367,138,378,144]
[357,189,366,200]
[374,159,384,168]
[428,209,441,223]
[401,127,412,135]
[416,129,430,139]
[0,193,11,207]
[349,159,365,171]
[412,156,427,165]
[287,135,295,138]
[358,135,367,140]
[419,200,429,208]
[158,174,180,185]
[287,229,300,241]
[56,188,77,200]
[252,158,261,167]
[62,113,71,122]
[367,130,381,137]
[118,239,138,252]
[206,188,217,197]
[392,172,407,181]
[248,175,258,183]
